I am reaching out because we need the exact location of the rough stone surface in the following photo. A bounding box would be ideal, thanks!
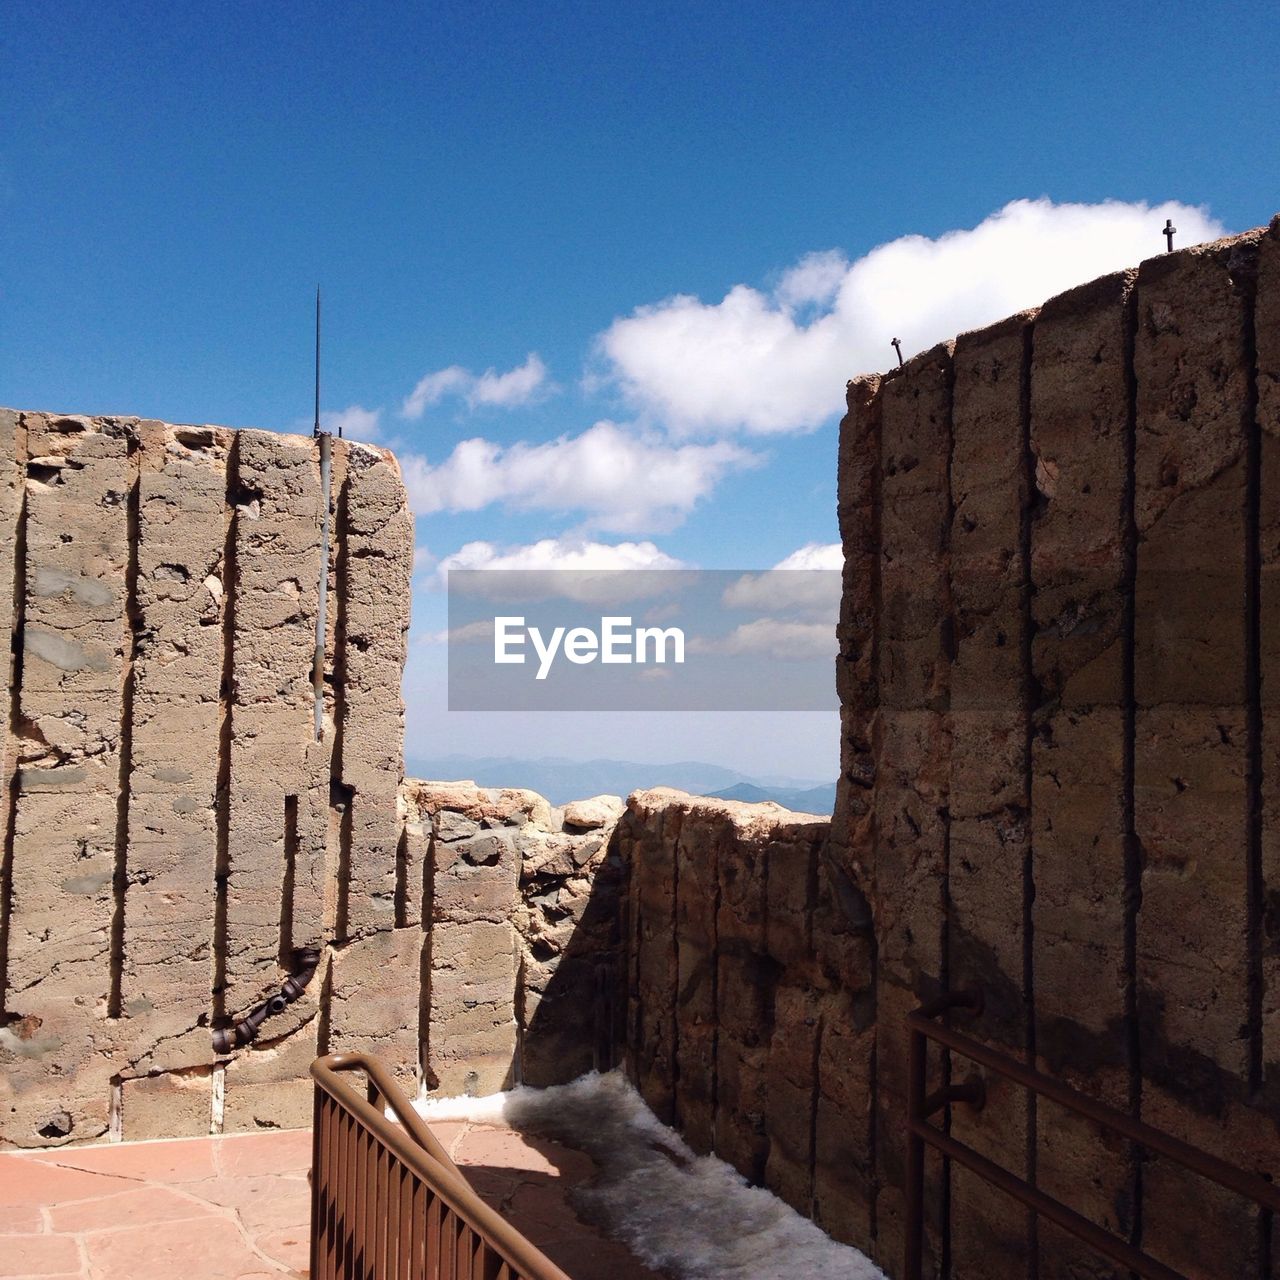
[1028,270,1134,1280]
[1133,232,1269,1279]
[873,344,953,1277]
[0,414,412,1148]
[120,1068,214,1140]
[1257,215,1280,1148]
[828,218,1280,1277]
[948,312,1035,1280]
[400,778,629,1097]
[4,414,133,1146]
[326,927,421,1090]
[123,423,231,1074]
[619,789,870,1248]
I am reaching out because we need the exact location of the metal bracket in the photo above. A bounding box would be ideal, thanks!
[923,1073,987,1117]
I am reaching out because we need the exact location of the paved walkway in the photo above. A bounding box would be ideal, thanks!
[0,1122,665,1280]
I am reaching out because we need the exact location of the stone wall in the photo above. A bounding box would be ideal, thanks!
[619,219,1280,1279]
[399,780,627,1098]
[0,412,416,1145]
[617,789,873,1244]
[832,217,1280,1278]
[7,214,1278,1277]
[0,411,634,1150]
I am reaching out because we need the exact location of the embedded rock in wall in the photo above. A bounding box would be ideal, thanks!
[0,412,413,1147]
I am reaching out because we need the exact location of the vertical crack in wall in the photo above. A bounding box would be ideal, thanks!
[107,429,142,1018]
[279,794,298,965]
[708,831,721,1161]
[393,824,409,930]
[1119,279,1145,1256]
[313,952,333,1059]
[1017,319,1039,1280]
[313,434,332,743]
[0,413,29,1015]
[806,1012,825,1218]
[670,819,682,1130]
[628,817,644,1089]
[211,435,240,1027]
[513,952,526,1086]
[759,836,773,1186]
[329,474,352,942]
[416,820,436,1090]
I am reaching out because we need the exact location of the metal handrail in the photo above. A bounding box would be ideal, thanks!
[310,1051,572,1280]
[904,996,1280,1280]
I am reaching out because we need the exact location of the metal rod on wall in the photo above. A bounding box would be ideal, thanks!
[313,287,331,741]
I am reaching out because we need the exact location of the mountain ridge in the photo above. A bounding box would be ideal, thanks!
[404,753,835,811]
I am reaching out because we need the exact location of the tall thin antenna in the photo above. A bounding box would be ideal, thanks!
[313,286,321,437]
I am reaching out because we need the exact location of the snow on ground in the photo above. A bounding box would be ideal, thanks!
[415,1070,885,1280]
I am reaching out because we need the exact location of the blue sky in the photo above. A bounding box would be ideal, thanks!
[4,2,1278,781]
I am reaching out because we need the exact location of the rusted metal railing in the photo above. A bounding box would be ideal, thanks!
[310,1052,571,1280]
[904,993,1280,1280]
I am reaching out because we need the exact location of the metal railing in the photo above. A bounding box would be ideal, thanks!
[904,992,1280,1280]
[310,1052,571,1280]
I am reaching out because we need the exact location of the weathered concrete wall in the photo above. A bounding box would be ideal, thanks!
[618,789,874,1246]
[503,228,1280,1266]
[832,216,1280,1279]
[0,409,631,1149]
[0,412,419,1145]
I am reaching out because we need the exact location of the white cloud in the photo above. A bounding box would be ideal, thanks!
[401,353,550,419]
[689,618,835,660]
[722,543,843,619]
[400,420,757,533]
[775,251,848,310]
[596,197,1226,437]
[320,404,382,441]
[436,536,690,605]
[439,537,685,575]
[771,542,843,572]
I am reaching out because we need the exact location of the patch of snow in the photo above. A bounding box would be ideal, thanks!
[415,1070,884,1280]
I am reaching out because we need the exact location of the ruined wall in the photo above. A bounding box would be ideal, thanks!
[833,217,1280,1278]
[401,781,628,1096]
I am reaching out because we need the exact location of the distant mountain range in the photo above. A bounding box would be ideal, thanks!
[404,753,835,813]
[706,781,836,814]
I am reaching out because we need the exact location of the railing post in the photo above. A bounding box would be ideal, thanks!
[310,1082,324,1280]
[905,1017,926,1280]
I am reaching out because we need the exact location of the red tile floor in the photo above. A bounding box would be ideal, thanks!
[0,1120,665,1280]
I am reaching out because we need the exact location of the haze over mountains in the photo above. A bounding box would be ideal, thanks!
[404,754,836,814]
